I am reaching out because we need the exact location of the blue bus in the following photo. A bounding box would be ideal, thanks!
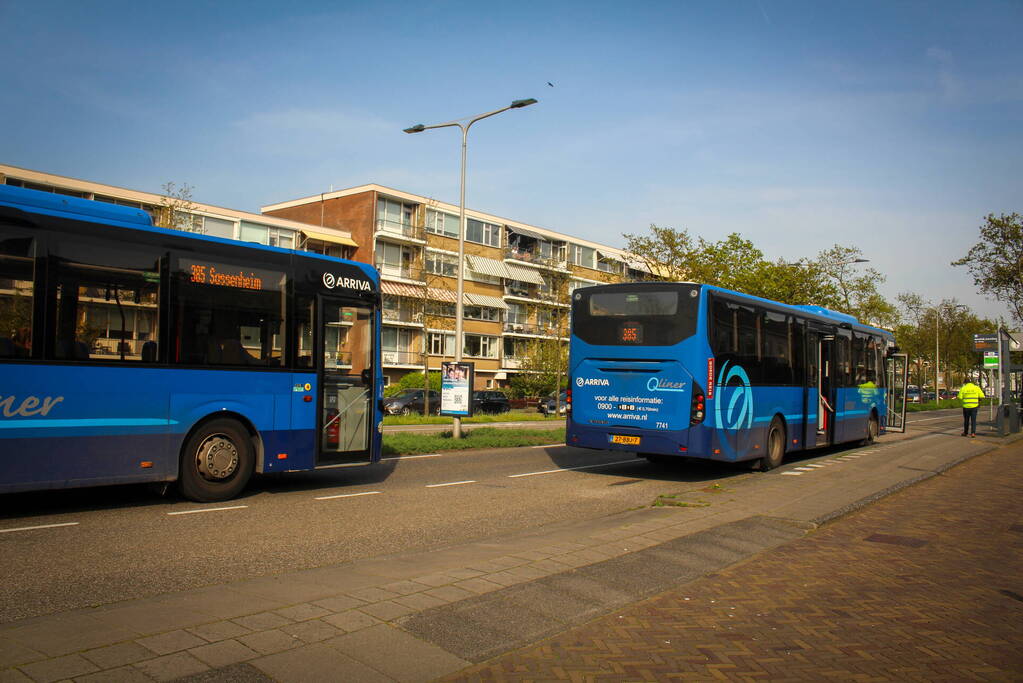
[0,184,382,502]
[567,282,896,469]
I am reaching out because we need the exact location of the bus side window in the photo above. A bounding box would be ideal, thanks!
[0,225,35,359]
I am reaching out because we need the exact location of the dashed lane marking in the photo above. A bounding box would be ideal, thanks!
[781,471,803,476]
[166,505,248,516]
[509,459,637,478]
[315,491,383,500]
[426,480,476,488]
[0,522,80,534]
[530,443,564,449]
[382,453,441,460]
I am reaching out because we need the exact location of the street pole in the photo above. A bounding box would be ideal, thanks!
[403,98,538,439]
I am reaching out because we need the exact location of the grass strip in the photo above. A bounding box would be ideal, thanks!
[382,410,559,426]
[382,427,565,456]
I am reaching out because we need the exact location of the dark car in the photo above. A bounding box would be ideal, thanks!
[382,388,440,415]
[472,390,510,414]
[537,391,568,416]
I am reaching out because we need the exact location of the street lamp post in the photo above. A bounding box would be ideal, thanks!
[404,98,537,438]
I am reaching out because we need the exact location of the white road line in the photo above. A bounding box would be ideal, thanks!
[426,480,476,488]
[315,491,382,501]
[382,453,441,461]
[840,455,861,459]
[805,464,825,468]
[908,416,953,423]
[0,522,79,534]
[793,467,815,471]
[781,471,803,476]
[530,443,564,449]
[509,459,636,478]
[167,505,248,516]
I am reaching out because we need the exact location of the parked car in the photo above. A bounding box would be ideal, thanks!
[383,389,440,415]
[472,390,510,414]
[537,391,568,416]
[906,388,921,403]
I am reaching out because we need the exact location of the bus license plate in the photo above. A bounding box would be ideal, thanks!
[610,434,640,445]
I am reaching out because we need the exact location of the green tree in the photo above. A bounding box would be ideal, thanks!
[384,371,441,397]
[953,212,1023,325]
[156,182,198,231]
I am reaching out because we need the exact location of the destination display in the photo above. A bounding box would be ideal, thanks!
[181,259,284,292]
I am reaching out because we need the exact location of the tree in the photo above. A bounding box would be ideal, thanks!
[156,182,198,231]
[952,212,1023,325]
[815,245,898,328]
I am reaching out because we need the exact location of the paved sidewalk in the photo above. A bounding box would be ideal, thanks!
[0,425,1017,682]
[445,441,1023,681]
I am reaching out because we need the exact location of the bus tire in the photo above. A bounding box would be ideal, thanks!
[758,418,786,471]
[861,412,879,446]
[178,418,255,502]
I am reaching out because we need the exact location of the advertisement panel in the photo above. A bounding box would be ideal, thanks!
[440,361,474,417]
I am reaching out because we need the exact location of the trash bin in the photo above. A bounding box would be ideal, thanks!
[995,404,1020,436]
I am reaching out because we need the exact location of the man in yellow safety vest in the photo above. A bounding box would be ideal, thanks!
[958,380,985,437]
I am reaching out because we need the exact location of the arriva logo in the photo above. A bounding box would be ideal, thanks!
[713,361,755,460]
[322,273,372,291]
[575,377,610,387]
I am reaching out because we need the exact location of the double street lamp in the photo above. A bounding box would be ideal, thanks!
[404,98,538,438]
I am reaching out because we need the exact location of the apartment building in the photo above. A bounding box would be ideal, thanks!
[0,164,644,389]
[263,185,645,388]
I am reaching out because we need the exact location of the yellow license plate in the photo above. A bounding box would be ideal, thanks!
[610,434,641,445]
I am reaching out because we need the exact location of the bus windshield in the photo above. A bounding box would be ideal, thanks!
[573,284,700,346]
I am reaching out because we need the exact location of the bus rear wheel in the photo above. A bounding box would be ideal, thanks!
[178,418,255,502]
[757,418,786,471]
[861,413,879,446]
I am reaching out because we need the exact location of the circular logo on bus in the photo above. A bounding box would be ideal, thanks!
[322,273,336,289]
[575,377,584,387]
[714,361,754,459]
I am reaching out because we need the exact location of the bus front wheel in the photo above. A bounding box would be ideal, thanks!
[178,419,255,502]
[758,418,786,471]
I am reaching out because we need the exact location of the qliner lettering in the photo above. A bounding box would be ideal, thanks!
[0,395,64,418]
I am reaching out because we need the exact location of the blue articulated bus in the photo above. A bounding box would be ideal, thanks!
[567,282,896,469]
[0,184,383,502]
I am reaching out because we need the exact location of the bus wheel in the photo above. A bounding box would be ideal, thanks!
[758,418,786,471]
[861,413,879,446]
[178,419,255,502]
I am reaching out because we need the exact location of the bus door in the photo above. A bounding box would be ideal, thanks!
[805,329,836,447]
[885,352,908,433]
[318,295,373,465]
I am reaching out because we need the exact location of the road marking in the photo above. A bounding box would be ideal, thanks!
[781,471,803,476]
[0,522,79,534]
[315,491,382,501]
[167,505,248,516]
[530,443,564,449]
[509,459,636,478]
[426,480,476,488]
[793,467,815,471]
[908,416,953,423]
[805,464,825,468]
[382,453,441,461]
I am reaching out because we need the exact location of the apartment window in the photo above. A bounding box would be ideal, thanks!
[597,255,623,274]
[375,241,416,279]
[425,210,459,238]
[426,301,456,318]
[504,337,528,358]
[202,216,236,239]
[569,244,595,268]
[466,218,500,247]
[429,331,455,356]
[464,333,499,359]
[382,327,414,352]
[426,251,458,277]
[464,306,500,322]
[506,303,527,325]
[377,198,414,233]
[240,221,296,249]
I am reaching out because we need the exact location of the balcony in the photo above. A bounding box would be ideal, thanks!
[503,246,568,270]
[381,349,422,366]
[382,307,424,325]
[503,321,560,337]
[376,263,425,282]
[375,219,425,243]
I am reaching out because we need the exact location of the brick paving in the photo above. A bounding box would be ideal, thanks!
[444,445,1023,681]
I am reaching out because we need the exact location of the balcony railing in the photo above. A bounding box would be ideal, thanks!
[503,321,560,336]
[376,263,425,281]
[375,219,425,241]
[503,246,567,269]
[381,350,423,366]
[382,308,424,324]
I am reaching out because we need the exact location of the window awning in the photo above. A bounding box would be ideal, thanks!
[381,281,426,298]
[507,225,545,241]
[504,263,544,285]
[466,254,511,278]
[464,292,509,310]
[596,249,621,261]
[428,287,457,303]
[301,229,358,247]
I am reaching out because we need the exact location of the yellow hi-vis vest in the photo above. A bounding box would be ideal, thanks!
[960,383,984,409]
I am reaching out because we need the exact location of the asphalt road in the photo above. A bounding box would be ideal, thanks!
[0,410,964,623]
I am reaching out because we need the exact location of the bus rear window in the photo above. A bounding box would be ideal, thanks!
[573,285,700,346]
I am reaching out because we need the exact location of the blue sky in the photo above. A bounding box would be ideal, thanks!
[3,1,1021,321]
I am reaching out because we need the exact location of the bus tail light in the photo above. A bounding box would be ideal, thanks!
[566,387,572,408]
[690,382,706,425]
